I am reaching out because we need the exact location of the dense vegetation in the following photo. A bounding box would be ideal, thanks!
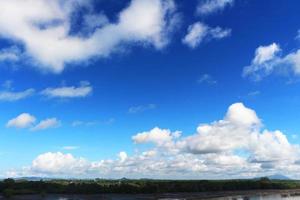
[1,178,300,197]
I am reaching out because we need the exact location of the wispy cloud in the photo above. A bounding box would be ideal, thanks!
[103,118,115,125]
[247,91,260,97]
[0,89,35,102]
[197,74,217,85]
[71,120,98,127]
[71,118,115,127]
[0,81,94,101]
[2,80,13,89]
[0,80,35,102]
[197,0,234,16]
[0,46,21,62]
[128,104,156,114]
[31,118,61,131]
[296,30,300,41]
[41,81,92,98]
[182,22,231,48]
[62,146,79,150]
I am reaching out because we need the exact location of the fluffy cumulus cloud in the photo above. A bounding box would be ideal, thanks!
[6,113,36,128]
[41,81,92,98]
[197,0,234,16]
[182,22,231,48]
[8,103,300,179]
[133,127,181,148]
[31,152,89,175]
[7,114,60,131]
[0,0,179,73]
[243,40,300,81]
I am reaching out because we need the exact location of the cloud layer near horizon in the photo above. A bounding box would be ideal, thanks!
[7,103,300,179]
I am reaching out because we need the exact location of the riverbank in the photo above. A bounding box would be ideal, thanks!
[2,189,300,200]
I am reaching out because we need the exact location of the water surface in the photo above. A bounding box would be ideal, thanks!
[2,192,300,200]
[216,193,300,200]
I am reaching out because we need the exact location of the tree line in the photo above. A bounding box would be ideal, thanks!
[1,177,300,197]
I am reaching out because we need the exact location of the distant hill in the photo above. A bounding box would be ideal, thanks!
[10,175,291,181]
[15,177,53,181]
[267,174,291,180]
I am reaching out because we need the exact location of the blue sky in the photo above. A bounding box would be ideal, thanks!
[0,0,300,179]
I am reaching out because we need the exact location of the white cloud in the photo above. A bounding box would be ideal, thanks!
[41,81,92,98]
[209,26,232,39]
[252,43,281,65]
[197,0,234,16]
[178,103,297,166]
[7,113,61,131]
[31,118,61,131]
[8,103,300,179]
[182,103,260,154]
[249,130,298,164]
[6,113,36,128]
[118,152,128,163]
[182,22,208,48]
[225,103,261,127]
[243,40,300,81]
[0,0,178,73]
[131,103,300,176]
[0,89,35,101]
[132,127,181,147]
[128,104,156,114]
[284,49,300,74]
[31,152,89,175]
[182,22,231,48]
